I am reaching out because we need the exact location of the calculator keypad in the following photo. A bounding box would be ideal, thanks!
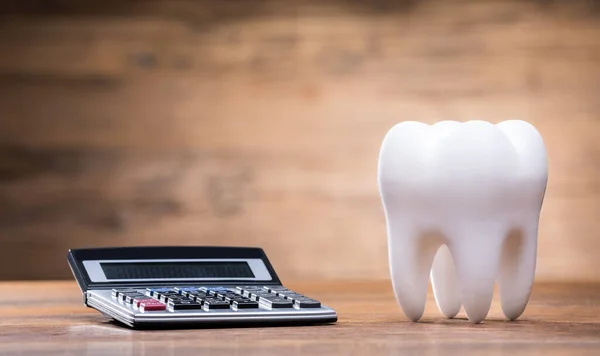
[110,286,322,312]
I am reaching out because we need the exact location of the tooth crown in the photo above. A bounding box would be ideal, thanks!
[378,120,548,323]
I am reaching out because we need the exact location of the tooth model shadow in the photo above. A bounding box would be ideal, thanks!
[378,120,548,324]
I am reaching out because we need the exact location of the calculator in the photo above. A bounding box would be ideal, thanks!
[67,246,337,329]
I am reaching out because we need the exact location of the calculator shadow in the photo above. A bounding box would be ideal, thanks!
[106,319,338,331]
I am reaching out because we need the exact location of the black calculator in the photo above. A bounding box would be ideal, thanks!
[67,246,337,328]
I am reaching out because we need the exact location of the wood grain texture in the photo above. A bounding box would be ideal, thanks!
[0,280,599,355]
[0,0,599,281]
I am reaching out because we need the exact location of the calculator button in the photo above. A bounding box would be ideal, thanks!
[193,297,206,304]
[224,295,248,303]
[203,298,231,310]
[263,286,291,292]
[182,290,202,296]
[232,300,259,309]
[174,287,199,293]
[165,296,189,304]
[112,288,136,298]
[200,287,228,295]
[249,291,272,301]
[147,288,176,297]
[159,293,182,303]
[237,286,264,292]
[189,292,209,301]
[118,291,142,302]
[204,296,228,302]
[140,301,166,312]
[152,287,176,293]
[125,293,146,304]
[185,291,208,299]
[258,296,294,308]
[133,297,154,307]
[112,289,136,298]
[242,290,257,298]
[168,300,203,311]
[158,291,180,296]
[277,292,305,300]
[293,298,322,308]
[217,292,238,300]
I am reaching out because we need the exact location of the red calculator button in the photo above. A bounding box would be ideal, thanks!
[140,301,166,312]
[134,298,155,307]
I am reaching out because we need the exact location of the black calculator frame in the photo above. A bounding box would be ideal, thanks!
[68,246,282,298]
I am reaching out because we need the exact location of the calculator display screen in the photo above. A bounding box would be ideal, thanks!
[100,262,255,280]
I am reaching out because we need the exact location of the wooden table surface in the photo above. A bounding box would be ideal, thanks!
[0,281,599,355]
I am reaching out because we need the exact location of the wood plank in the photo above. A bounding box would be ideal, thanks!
[0,280,599,355]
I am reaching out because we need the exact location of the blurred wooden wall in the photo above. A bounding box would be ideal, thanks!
[0,0,599,281]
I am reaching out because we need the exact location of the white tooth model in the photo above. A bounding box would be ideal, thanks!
[378,120,548,324]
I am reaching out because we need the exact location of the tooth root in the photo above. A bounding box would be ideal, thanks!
[499,224,538,320]
[449,231,504,324]
[431,245,461,319]
[387,220,441,321]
